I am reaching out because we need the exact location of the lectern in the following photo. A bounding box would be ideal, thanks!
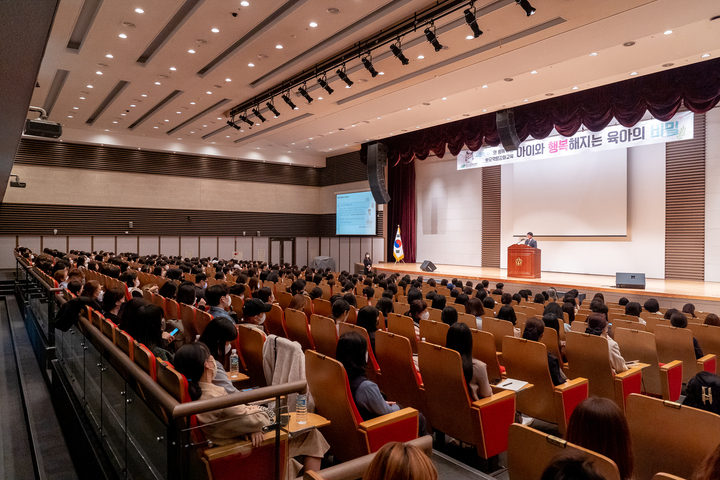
[508,245,541,278]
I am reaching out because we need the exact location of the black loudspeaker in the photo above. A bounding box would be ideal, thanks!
[367,141,391,204]
[496,109,522,151]
[615,272,646,290]
[420,260,437,272]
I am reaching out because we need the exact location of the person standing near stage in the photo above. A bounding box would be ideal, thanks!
[525,232,537,248]
[363,252,372,275]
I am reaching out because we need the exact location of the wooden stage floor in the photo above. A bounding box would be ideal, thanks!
[374,262,720,304]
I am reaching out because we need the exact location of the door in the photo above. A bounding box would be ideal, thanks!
[269,238,295,266]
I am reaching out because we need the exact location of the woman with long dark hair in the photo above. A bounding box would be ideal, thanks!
[199,317,239,394]
[445,323,492,400]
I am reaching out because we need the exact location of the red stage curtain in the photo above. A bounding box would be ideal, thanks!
[386,159,416,263]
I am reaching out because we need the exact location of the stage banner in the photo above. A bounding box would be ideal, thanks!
[457,111,694,170]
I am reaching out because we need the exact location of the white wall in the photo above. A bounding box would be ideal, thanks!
[501,143,666,278]
[415,155,483,266]
[705,108,720,281]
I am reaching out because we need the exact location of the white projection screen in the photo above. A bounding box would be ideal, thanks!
[512,149,628,236]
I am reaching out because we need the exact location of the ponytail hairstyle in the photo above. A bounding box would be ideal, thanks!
[522,317,545,342]
[585,313,608,336]
[174,342,211,401]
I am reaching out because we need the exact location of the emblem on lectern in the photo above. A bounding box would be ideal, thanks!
[515,257,522,266]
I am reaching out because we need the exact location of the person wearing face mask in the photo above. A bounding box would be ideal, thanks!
[198,317,241,394]
[120,270,143,298]
[101,287,126,323]
[193,273,208,301]
[205,285,234,323]
[363,252,372,275]
[241,298,272,332]
[404,299,429,343]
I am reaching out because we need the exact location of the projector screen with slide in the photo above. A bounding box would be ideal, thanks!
[512,148,627,237]
[336,191,377,235]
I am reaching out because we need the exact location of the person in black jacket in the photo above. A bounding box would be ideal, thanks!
[670,312,704,359]
[522,317,567,386]
[363,252,372,275]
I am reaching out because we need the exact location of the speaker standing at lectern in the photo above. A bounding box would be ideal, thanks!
[524,232,537,248]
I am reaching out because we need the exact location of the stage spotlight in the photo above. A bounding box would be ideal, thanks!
[282,93,298,110]
[266,100,281,117]
[361,56,379,77]
[298,85,313,103]
[336,65,353,87]
[238,114,254,127]
[464,8,483,38]
[226,120,241,130]
[318,75,334,95]
[390,42,410,65]
[252,107,266,122]
[515,0,535,16]
[424,24,444,52]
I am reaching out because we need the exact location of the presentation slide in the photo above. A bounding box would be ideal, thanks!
[512,148,628,236]
[336,191,376,235]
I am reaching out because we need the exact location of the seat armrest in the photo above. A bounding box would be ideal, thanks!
[359,408,419,453]
[614,366,644,411]
[698,354,717,374]
[358,407,418,431]
[659,360,683,402]
[553,377,588,435]
[471,390,516,458]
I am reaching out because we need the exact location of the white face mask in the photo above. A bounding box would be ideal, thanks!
[365,351,369,363]
[134,278,140,288]
[257,313,266,324]
[225,343,232,354]
[420,311,429,321]
[208,358,217,378]
[97,290,104,302]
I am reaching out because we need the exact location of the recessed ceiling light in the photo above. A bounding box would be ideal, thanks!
[240,1,249,5]
[165,119,169,122]
[589,52,598,56]
[190,131,194,134]
[170,67,176,71]
[105,129,109,131]
[630,71,638,76]
[113,121,118,123]
[378,72,384,75]
[87,85,93,88]
[178,138,181,140]
[141,94,147,97]
[106,53,113,58]
[188,49,195,54]
[154,126,158,129]
[530,70,537,74]
[248,63,255,67]
[466,35,474,40]
[73,106,79,109]
[135,8,144,13]
[482,85,488,88]
[119,33,127,38]
[96,71,103,75]
[417,55,425,59]
[67,115,73,118]
[225,78,231,82]
[523,99,529,102]
[441,97,447,100]
[309,22,317,27]
[203,124,207,127]
[276,44,283,49]
[447,118,451,121]
[130,104,136,107]
[663,30,673,35]
[190,102,195,105]
[155,81,161,85]
[226,135,230,138]
[176,111,181,114]
[79,96,85,99]
[571,86,578,90]
[121,113,126,116]
[206,91,212,94]
[702,54,711,58]
[217,117,222,120]
[211,28,219,33]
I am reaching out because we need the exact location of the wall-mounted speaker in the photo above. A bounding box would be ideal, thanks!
[367,141,391,204]
[496,109,522,151]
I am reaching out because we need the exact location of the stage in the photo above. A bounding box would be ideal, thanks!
[374,262,720,311]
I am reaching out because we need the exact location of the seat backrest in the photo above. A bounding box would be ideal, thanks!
[626,394,720,480]
[482,318,515,352]
[688,322,720,360]
[153,294,166,313]
[427,308,442,322]
[387,313,418,354]
[305,350,366,461]
[338,323,380,382]
[417,342,475,444]
[143,289,154,305]
[541,326,563,366]
[418,319,449,346]
[91,309,104,330]
[284,308,315,351]
[165,298,180,320]
[178,303,198,341]
[310,314,338,358]
[133,341,157,381]
[312,298,333,318]
[375,331,425,413]
[564,331,615,400]
[236,325,267,388]
[355,295,368,308]
[230,295,244,317]
[654,326,697,383]
[114,327,135,361]
[571,320,586,332]
[156,358,189,403]
[507,424,621,480]
[502,337,556,424]
[614,328,663,396]
[101,316,116,343]
[195,309,213,336]
[614,319,646,331]
[276,291,293,310]
[265,303,287,338]
[471,329,504,384]
[458,312,478,330]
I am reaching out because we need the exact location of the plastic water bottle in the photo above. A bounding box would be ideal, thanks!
[296,394,307,424]
[229,349,239,379]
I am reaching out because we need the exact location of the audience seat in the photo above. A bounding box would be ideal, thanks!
[235,325,267,388]
[564,331,645,411]
[284,308,315,351]
[305,350,419,462]
[418,341,516,459]
[114,327,134,361]
[482,318,515,353]
[276,291,293,310]
[687,322,720,361]
[654,325,717,383]
[264,304,287,338]
[101,315,116,344]
[507,424,621,480]
[142,289,154,305]
[626,394,720,480]
[310,314,338,358]
[570,321,586,333]
[230,295,244,318]
[418,319,448,346]
[458,312,479,330]
[179,303,199,342]
[387,313,419,354]
[165,298,180,320]
[338,323,380,383]
[502,337,588,435]
[471,329,505,384]
[133,341,157,381]
[427,308,442,322]
[312,298,332,318]
[153,294,166,314]
[374,331,426,416]
[541,327,564,367]
[195,309,213,336]
[614,327,683,401]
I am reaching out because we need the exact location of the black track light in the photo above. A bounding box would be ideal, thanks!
[266,100,281,118]
[464,8,483,38]
[515,0,535,16]
[282,93,298,110]
[252,108,266,122]
[336,65,353,88]
[318,76,334,95]
[239,114,254,127]
[390,42,410,65]
[227,120,241,130]
[424,25,444,52]
[361,56,378,77]
[298,85,313,104]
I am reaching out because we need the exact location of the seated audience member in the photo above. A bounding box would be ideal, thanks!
[704,313,720,327]
[425,291,437,302]
[356,306,380,353]
[288,293,307,312]
[173,343,328,476]
[512,293,522,305]
[565,397,634,480]
[80,280,103,311]
[585,314,628,373]
[445,323,492,400]
[102,287,126,323]
[540,455,607,480]
[683,372,720,416]
[664,308,679,320]
[431,295,446,310]
[454,293,469,307]
[496,305,521,337]
[495,282,504,292]
[522,317,566,386]
[193,273,207,300]
[589,300,609,321]
[562,302,575,327]
[542,291,549,301]
[241,298,272,330]
[591,292,604,304]
[482,296,496,311]
[309,286,324,301]
[440,306,458,326]
[491,288,503,295]
[693,441,720,480]
[643,298,661,314]
[118,297,147,332]
[544,302,563,321]
[375,297,393,323]
[120,270,142,297]
[547,287,557,302]
[501,293,513,305]
[158,281,178,300]
[132,304,175,363]
[406,299,428,326]
[176,283,197,308]
[407,288,423,305]
[198,317,240,394]
[481,279,490,292]
[67,280,83,296]
[465,297,485,329]
[255,286,274,304]
[533,293,545,304]
[618,297,629,306]
[54,269,68,289]
[624,301,642,317]
[343,293,358,311]
[331,299,351,326]
[361,441,437,480]
[475,288,487,301]
[362,286,375,305]
[670,312,703,359]
[206,285,234,322]
[683,303,697,318]
[248,277,262,294]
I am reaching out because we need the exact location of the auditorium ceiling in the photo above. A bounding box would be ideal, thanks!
[27,0,720,167]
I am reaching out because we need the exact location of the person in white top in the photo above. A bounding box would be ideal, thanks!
[585,314,628,374]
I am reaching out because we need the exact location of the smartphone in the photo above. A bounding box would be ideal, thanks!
[170,328,179,336]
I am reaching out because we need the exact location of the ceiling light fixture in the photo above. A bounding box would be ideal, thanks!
[240,1,249,5]
[390,40,410,65]
[282,92,298,110]
[170,67,176,71]
[702,54,711,58]
[276,44,283,49]
[211,28,219,33]
[515,0,536,16]
[119,33,127,38]
[266,100,281,117]
[106,53,113,58]
[309,22,317,28]
[424,23,443,52]
[238,113,254,127]
[589,52,598,56]
[464,5,483,38]
[336,65,353,87]
[298,84,313,103]
[248,63,255,67]
[135,8,144,14]
[188,49,195,53]
[318,75,334,95]
[227,118,241,130]
[663,30,673,35]
[361,55,378,77]
[252,107,266,122]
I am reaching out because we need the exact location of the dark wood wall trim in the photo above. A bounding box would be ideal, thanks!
[481,165,501,268]
[14,139,367,187]
[665,113,706,280]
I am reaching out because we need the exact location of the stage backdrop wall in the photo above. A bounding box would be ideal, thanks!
[705,108,720,282]
[502,142,666,278]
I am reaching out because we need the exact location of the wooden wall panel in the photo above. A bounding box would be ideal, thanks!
[665,113,706,280]
[481,165,501,268]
